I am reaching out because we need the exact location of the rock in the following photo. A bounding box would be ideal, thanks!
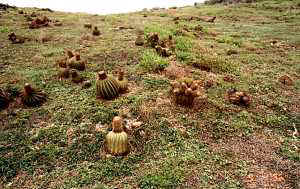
[227,49,238,55]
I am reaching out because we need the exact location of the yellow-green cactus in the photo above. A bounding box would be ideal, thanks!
[96,71,120,100]
[21,83,47,107]
[106,116,129,155]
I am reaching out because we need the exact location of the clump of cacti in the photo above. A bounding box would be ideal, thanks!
[0,89,10,111]
[227,88,251,106]
[117,70,128,93]
[67,53,86,71]
[146,33,174,57]
[96,71,120,100]
[106,116,129,156]
[170,78,203,106]
[20,83,47,107]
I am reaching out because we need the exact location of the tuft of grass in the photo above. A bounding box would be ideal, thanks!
[138,49,169,72]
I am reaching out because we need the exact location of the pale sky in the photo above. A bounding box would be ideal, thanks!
[0,0,204,14]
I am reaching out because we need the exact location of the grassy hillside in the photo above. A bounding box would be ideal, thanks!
[0,0,299,188]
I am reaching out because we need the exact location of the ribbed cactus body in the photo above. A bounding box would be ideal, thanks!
[106,131,128,155]
[96,71,120,100]
[106,116,129,156]
[21,84,47,107]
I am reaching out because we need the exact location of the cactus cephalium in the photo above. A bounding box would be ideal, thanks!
[106,116,129,156]
[96,71,120,100]
[21,83,47,107]
[171,78,203,106]
[0,89,9,111]
[117,70,128,93]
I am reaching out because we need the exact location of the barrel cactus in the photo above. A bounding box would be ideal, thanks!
[21,83,47,107]
[106,116,129,156]
[96,71,120,100]
[171,78,203,106]
[117,70,128,93]
[0,89,9,111]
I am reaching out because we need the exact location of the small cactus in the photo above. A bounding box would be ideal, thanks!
[147,32,159,48]
[21,83,47,107]
[117,70,128,93]
[71,70,83,83]
[92,26,101,36]
[67,53,86,71]
[227,88,251,106]
[171,78,203,106]
[0,89,10,111]
[106,116,129,156]
[96,71,120,100]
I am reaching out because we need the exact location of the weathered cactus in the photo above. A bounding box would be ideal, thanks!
[227,88,251,106]
[106,116,129,156]
[67,53,86,71]
[21,83,47,107]
[71,69,83,83]
[96,71,120,100]
[171,78,203,106]
[117,70,128,93]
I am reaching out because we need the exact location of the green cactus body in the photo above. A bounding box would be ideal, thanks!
[21,84,47,107]
[0,89,9,111]
[96,71,120,100]
[106,116,128,156]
